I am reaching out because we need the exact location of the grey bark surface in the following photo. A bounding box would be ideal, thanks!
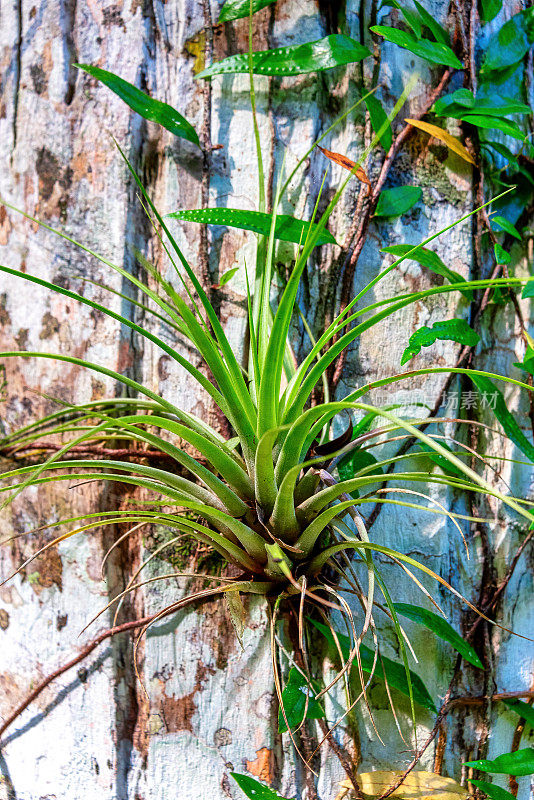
[0,1,533,799]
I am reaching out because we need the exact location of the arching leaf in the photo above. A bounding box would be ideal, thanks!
[370,26,463,68]
[463,115,526,141]
[75,65,200,146]
[168,208,336,245]
[196,34,370,78]
[218,0,277,23]
[393,603,483,668]
[465,749,534,776]
[401,319,479,365]
[405,118,475,165]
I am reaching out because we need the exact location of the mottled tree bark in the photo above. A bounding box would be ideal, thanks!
[0,1,533,799]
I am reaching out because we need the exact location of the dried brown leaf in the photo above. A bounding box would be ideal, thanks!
[318,146,372,191]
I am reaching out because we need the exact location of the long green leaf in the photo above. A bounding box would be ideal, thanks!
[401,319,480,365]
[197,34,370,78]
[0,352,226,447]
[370,26,463,68]
[284,277,527,422]
[393,603,483,668]
[365,94,392,152]
[112,142,259,459]
[502,698,534,728]
[2,466,268,562]
[413,0,450,45]
[278,667,325,733]
[0,265,232,409]
[492,215,522,240]
[310,618,437,712]
[76,65,199,146]
[231,774,288,800]
[464,115,526,140]
[470,781,516,800]
[168,207,336,245]
[218,0,277,22]
[470,374,534,463]
[259,84,412,438]
[465,749,534,776]
[381,244,472,299]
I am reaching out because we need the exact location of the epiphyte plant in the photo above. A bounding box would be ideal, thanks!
[1,0,534,780]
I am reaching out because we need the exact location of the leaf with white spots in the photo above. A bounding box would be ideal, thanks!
[168,207,336,246]
[231,773,289,799]
[196,35,370,78]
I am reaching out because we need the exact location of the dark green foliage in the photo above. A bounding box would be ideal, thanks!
[400,320,480,365]
[470,780,516,800]
[365,94,393,152]
[231,773,288,800]
[480,0,503,24]
[218,0,277,23]
[278,668,325,733]
[502,698,534,729]
[375,186,422,217]
[337,449,382,494]
[465,749,534,776]
[370,25,462,68]
[168,208,336,246]
[393,603,483,668]
[492,215,522,240]
[197,35,370,78]
[75,65,200,146]
[310,619,437,713]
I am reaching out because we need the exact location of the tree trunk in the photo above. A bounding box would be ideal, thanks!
[0,1,532,798]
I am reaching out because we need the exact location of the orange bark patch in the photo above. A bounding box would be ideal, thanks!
[29,546,63,594]
[246,747,274,785]
[0,205,12,246]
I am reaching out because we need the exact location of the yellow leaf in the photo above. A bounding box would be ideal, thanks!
[336,770,470,800]
[185,33,206,75]
[405,118,476,165]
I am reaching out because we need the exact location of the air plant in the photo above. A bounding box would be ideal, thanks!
[1,15,533,765]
